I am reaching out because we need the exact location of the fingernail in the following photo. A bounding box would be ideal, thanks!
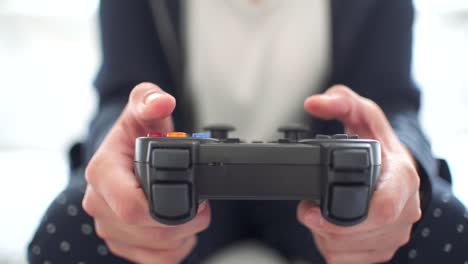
[197,201,208,213]
[305,208,324,227]
[144,93,163,105]
[324,93,340,100]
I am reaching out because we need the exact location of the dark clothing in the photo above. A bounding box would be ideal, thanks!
[29,0,468,263]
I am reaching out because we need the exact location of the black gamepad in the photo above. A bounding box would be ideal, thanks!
[134,125,381,226]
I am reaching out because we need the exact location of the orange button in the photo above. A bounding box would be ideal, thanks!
[166,132,188,138]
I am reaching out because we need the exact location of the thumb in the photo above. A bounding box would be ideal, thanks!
[100,82,176,154]
[127,82,176,133]
[304,85,399,152]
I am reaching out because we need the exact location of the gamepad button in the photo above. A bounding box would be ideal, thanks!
[330,185,369,220]
[332,134,348,139]
[152,149,190,169]
[348,134,359,139]
[151,183,191,218]
[166,132,188,138]
[192,132,211,138]
[315,134,331,139]
[147,132,165,137]
[332,149,369,169]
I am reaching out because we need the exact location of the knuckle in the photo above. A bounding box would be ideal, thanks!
[105,242,128,260]
[94,222,109,240]
[375,196,400,225]
[363,97,381,110]
[129,83,146,100]
[324,253,340,264]
[402,159,420,191]
[413,207,422,222]
[329,84,353,95]
[84,154,103,186]
[410,174,420,194]
[81,191,94,216]
[377,251,396,263]
[398,232,411,247]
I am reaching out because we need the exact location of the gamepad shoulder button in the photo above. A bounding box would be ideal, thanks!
[315,134,331,139]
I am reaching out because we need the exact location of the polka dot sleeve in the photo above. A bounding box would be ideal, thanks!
[391,176,468,263]
[27,183,132,264]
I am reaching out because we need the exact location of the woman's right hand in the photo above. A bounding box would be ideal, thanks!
[83,82,211,264]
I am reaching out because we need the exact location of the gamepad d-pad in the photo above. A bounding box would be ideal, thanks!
[134,126,381,226]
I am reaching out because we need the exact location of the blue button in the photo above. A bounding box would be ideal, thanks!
[192,132,211,138]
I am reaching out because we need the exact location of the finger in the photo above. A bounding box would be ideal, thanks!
[84,157,159,226]
[297,201,372,235]
[95,219,187,250]
[83,184,210,229]
[106,236,197,264]
[314,223,412,254]
[100,82,176,157]
[299,184,410,236]
[122,82,176,136]
[93,203,211,249]
[298,164,418,236]
[396,191,422,225]
[304,85,400,152]
[318,246,396,264]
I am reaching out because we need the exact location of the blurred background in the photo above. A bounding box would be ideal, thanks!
[0,0,467,263]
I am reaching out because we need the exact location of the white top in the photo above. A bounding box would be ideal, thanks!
[186,0,330,140]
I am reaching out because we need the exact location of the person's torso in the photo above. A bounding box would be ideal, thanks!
[186,0,331,140]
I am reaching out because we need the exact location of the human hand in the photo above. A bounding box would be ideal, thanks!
[83,83,211,264]
[297,85,421,264]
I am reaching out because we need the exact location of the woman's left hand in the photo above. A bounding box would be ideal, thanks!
[298,85,421,264]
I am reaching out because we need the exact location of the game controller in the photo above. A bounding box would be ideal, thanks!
[134,125,381,226]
